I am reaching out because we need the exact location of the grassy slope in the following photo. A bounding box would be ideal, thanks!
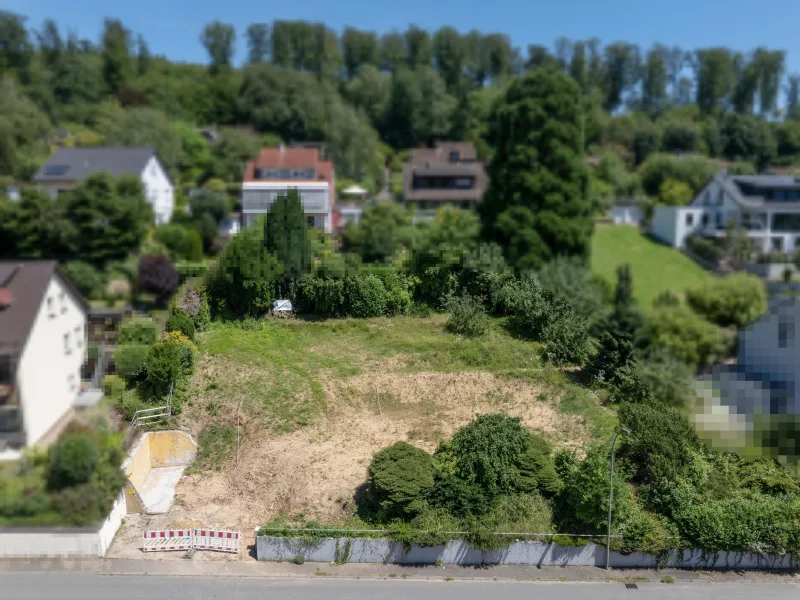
[186,316,616,471]
[591,224,717,311]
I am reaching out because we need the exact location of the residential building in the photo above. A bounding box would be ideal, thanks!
[0,262,93,460]
[33,147,175,225]
[401,142,487,215]
[241,146,335,233]
[607,198,645,226]
[651,170,800,253]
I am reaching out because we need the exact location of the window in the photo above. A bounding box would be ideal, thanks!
[64,333,71,356]
[685,213,695,226]
[701,213,709,227]
[449,151,460,161]
[717,189,724,205]
[306,216,315,228]
[454,177,474,189]
[47,297,55,318]
[771,213,800,232]
[67,374,76,393]
[778,317,794,349]
[771,237,784,252]
[74,325,83,348]
[59,291,67,314]
[716,211,724,229]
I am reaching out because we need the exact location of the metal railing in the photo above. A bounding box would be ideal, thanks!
[130,404,171,429]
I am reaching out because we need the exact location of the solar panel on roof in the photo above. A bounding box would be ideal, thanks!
[44,165,69,176]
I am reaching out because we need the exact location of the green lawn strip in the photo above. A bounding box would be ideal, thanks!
[591,224,717,311]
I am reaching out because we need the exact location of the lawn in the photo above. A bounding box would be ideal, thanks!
[591,224,717,311]
[176,315,616,528]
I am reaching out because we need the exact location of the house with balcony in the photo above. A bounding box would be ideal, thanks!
[241,146,335,233]
[33,147,174,225]
[651,170,800,254]
[0,262,94,460]
[401,142,487,217]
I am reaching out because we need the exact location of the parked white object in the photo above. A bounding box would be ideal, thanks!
[273,299,293,312]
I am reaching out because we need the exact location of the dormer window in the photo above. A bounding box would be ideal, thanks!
[449,151,459,162]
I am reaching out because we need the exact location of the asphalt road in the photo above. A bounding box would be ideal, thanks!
[1,573,798,600]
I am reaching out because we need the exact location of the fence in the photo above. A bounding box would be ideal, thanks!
[130,404,171,430]
[141,529,240,554]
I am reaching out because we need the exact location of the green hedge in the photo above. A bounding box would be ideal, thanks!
[294,274,412,318]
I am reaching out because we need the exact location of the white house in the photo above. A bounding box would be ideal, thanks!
[0,262,91,460]
[651,170,800,253]
[33,147,175,225]
[241,147,335,233]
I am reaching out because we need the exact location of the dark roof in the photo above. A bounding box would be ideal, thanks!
[0,262,89,356]
[33,147,158,183]
[402,142,487,202]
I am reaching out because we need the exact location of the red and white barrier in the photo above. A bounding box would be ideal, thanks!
[192,529,240,553]
[142,529,193,552]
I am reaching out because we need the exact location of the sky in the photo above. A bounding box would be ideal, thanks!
[8,0,800,75]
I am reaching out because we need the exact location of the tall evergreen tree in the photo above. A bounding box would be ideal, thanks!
[481,70,592,270]
[264,188,312,280]
[101,18,131,94]
[607,263,644,339]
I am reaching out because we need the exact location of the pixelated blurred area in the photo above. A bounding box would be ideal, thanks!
[695,298,800,468]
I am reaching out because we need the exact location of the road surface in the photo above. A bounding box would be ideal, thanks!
[1,572,798,600]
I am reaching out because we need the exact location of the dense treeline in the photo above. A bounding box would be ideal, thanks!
[2,10,800,195]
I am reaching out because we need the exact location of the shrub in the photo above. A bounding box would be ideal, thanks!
[47,434,100,491]
[166,310,196,341]
[642,306,727,369]
[658,178,693,206]
[138,255,180,298]
[686,274,767,328]
[295,277,346,317]
[517,436,563,496]
[62,261,104,299]
[635,350,695,408]
[372,272,414,316]
[638,153,717,197]
[560,444,632,531]
[685,236,725,264]
[618,401,701,485]
[134,341,184,402]
[177,286,211,331]
[344,275,388,318]
[116,389,149,420]
[189,189,229,224]
[652,290,681,308]
[535,257,605,327]
[113,344,150,380]
[118,317,158,345]
[539,296,591,365]
[102,374,125,397]
[445,294,488,337]
[162,330,197,377]
[450,414,533,499]
[427,476,491,518]
[154,224,192,260]
[367,442,435,519]
[619,505,676,556]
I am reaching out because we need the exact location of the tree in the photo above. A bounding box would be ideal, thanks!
[433,26,464,93]
[720,112,776,171]
[210,127,261,182]
[536,256,605,326]
[589,330,636,387]
[786,74,800,120]
[481,70,592,270]
[136,34,151,76]
[264,189,312,279]
[0,11,33,76]
[189,189,228,224]
[693,48,736,115]
[643,306,727,369]
[641,45,669,115]
[200,21,236,74]
[341,27,378,79]
[659,179,693,206]
[732,52,759,114]
[138,255,179,299]
[606,264,644,340]
[367,442,434,519]
[3,187,72,259]
[664,47,688,103]
[483,33,514,80]
[379,31,406,73]
[756,48,785,117]
[310,23,341,82]
[37,18,63,70]
[412,67,456,145]
[603,42,641,111]
[341,201,415,263]
[47,434,100,491]
[100,107,184,175]
[344,65,390,127]
[686,274,767,328]
[662,120,700,153]
[101,18,131,94]
[405,25,432,69]
[245,23,270,64]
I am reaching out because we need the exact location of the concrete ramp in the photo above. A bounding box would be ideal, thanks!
[122,431,197,514]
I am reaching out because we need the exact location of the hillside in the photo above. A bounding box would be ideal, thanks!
[591,224,717,311]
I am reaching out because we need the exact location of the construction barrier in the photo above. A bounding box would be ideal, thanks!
[142,529,193,552]
[192,529,240,553]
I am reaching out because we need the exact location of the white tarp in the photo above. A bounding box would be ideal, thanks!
[273,299,293,312]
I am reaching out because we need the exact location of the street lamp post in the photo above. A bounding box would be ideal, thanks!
[606,426,631,570]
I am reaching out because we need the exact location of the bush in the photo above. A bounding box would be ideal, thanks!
[47,434,100,491]
[344,275,388,318]
[189,189,229,224]
[535,257,605,327]
[538,296,591,365]
[118,317,158,345]
[635,350,695,408]
[102,374,125,398]
[295,277,346,316]
[372,272,414,316]
[116,389,149,421]
[450,414,533,499]
[619,505,676,555]
[618,401,701,485]
[138,255,180,298]
[658,178,693,206]
[367,442,435,519]
[517,436,563,496]
[445,294,488,337]
[154,224,192,260]
[638,153,717,197]
[642,306,727,369]
[162,330,197,377]
[177,286,211,331]
[134,341,184,402]
[62,261,104,299]
[427,476,491,518]
[166,310,196,341]
[686,274,767,328]
[685,236,725,264]
[113,343,150,380]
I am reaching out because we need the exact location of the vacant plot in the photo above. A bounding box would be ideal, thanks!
[592,224,716,311]
[174,316,615,532]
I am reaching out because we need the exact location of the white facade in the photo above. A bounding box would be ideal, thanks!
[607,204,643,226]
[14,274,87,455]
[140,156,174,225]
[241,182,332,233]
[651,176,800,252]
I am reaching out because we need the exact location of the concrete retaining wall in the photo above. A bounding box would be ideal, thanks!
[0,491,126,558]
[256,536,796,570]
